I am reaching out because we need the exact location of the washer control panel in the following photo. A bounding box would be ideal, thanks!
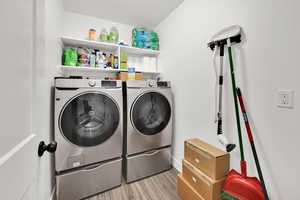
[101,80,117,87]
[88,80,96,87]
[54,78,122,89]
[148,80,156,87]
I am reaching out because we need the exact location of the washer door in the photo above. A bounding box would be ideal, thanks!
[131,92,171,136]
[60,92,120,147]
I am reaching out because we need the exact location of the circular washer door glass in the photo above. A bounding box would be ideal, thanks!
[131,92,171,136]
[60,92,119,147]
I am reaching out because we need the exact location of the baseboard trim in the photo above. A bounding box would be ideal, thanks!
[172,156,182,172]
[50,186,56,200]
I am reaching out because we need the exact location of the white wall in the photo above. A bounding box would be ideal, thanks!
[156,0,300,199]
[63,11,134,45]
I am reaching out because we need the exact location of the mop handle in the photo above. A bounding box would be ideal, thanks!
[217,45,225,135]
[236,88,270,200]
[212,47,219,123]
[227,45,245,161]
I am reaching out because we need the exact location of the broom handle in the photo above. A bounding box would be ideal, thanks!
[236,88,270,200]
[228,46,245,161]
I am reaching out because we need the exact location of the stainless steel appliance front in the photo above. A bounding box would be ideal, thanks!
[125,147,171,183]
[54,78,123,172]
[126,80,173,155]
[56,158,122,200]
[124,80,173,183]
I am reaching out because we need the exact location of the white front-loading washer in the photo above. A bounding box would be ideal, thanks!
[54,78,123,200]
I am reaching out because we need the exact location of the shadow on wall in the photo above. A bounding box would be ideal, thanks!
[233,31,283,200]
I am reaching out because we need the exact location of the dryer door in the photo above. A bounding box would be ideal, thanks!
[60,92,120,147]
[131,92,171,136]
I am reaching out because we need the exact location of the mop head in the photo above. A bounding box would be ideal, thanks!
[226,144,236,152]
[218,134,236,152]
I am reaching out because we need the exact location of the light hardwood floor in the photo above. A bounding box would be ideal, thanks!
[87,169,181,200]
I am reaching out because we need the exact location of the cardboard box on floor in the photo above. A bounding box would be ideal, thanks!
[177,173,204,200]
[184,138,229,180]
[182,160,225,200]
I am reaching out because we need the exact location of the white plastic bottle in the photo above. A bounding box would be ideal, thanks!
[109,26,119,44]
[100,28,108,42]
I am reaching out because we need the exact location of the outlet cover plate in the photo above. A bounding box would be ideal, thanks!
[278,90,294,108]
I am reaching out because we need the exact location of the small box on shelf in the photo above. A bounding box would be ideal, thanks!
[117,72,144,81]
[135,72,144,80]
[117,72,128,81]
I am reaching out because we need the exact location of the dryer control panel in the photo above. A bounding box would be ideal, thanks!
[157,81,171,88]
[126,80,171,88]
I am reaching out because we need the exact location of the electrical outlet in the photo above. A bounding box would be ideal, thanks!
[278,90,294,108]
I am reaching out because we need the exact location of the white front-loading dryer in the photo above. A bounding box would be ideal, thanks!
[125,80,173,156]
[124,80,173,183]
